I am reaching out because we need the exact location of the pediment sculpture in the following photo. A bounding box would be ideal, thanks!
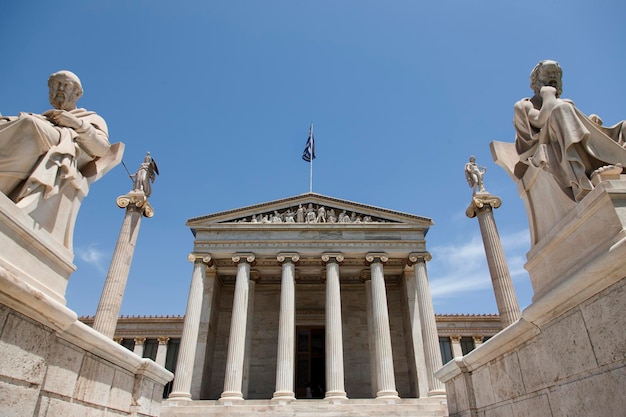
[0,70,123,249]
[226,202,393,224]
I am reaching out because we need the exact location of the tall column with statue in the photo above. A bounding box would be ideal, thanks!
[465,156,521,328]
[92,152,159,338]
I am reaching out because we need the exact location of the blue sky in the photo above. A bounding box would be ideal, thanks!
[2,1,624,317]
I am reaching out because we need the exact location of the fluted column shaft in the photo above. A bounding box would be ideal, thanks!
[273,253,298,400]
[403,269,429,398]
[221,254,255,400]
[475,206,521,327]
[156,337,170,367]
[411,253,445,395]
[324,253,347,400]
[93,205,143,338]
[450,336,463,358]
[169,255,211,400]
[367,254,399,399]
[133,337,146,357]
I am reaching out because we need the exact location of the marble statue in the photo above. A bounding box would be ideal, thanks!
[465,156,486,194]
[514,60,626,202]
[316,206,326,223]
[296,204,305,223]
[0,70,122,248]
[131,152,158,197]
[306,203,316,223]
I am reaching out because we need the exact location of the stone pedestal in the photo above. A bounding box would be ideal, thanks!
[0,194,172,417]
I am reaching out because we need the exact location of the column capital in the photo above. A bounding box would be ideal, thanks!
[365,252,388,265]
[472,335,484,344]
[188,253,213,265]
[322,252,344,264]
[232,253,256,265]
[113,337,123,344]
[449,335,462,343]
[116,193,155,218]
[466,194,502,218]
[158,336,170,345]
[277,252,300,264]
[134,337,146,345]
[408,252,432,265]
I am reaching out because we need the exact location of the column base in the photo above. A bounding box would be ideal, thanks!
[324,390,348,400]
[219,391,244,403]
[168,391,192,400]
[427,389,446,397]
[376,389,400,400]
[271,391,295,402]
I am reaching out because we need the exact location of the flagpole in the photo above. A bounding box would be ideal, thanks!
[309,123,313,193]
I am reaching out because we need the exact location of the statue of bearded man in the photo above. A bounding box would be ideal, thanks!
[513,60,626,202]
[0,70,111,204]
[0,71,122,248]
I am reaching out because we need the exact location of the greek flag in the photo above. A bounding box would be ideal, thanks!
[302,126,315,162]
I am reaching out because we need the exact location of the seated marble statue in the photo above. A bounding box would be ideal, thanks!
[0,70,110,204]
[514,60,626,202]
[0,70,122,248]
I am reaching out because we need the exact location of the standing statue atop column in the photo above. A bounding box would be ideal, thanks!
[513,60,626,202]
[131,152,159,197]
[0,70,123,248]
[465,156,487,194]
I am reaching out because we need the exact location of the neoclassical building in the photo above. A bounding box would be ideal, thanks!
[82,193,503,416]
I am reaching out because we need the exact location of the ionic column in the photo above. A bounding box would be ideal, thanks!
[220,253,255,401]
[169,254,212,400]
[366,253,399,400]
[93,191,153,338]
[467,194,521,328]
[133,337,146,357]
[409,252,445,395]
[450,336,463,358]
[242,270,259,398]
[272,253,299,401]
[114,337,123,344]
[402,268,429,398]
[473,335,484,348]
[322,253,348,400]
[363,276,378,397]
[156,337,170,367]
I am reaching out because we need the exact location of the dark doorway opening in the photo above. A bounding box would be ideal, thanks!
[295,327,325,399]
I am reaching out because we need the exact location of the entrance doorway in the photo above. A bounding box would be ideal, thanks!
[295,327,325,398]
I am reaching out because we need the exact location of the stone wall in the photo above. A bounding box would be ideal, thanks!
[0,301,172,417]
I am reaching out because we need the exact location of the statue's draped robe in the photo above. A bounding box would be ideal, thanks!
[0,109,109,202]
[514,99,626,200]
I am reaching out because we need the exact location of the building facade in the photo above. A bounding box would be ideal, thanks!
[82,193,503,416]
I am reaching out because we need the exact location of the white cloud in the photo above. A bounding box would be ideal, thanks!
[428,229,530,300]
[75,244,109,274]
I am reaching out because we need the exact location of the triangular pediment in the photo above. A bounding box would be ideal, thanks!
[186,193,432,228]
